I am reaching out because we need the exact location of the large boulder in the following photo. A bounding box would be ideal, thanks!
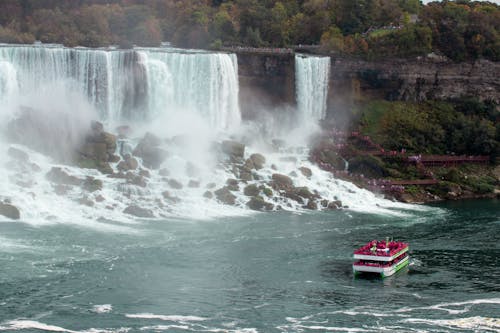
[46,167,83,186]
[222,140,245,162]
[226,179,239,191]
[168,179,183,190]
[247,196,274,211]
[123,205,154,218]
[214,187,237,205]
[249,153,266,170]
[133,132,168,169]
[0,203,20,220]
[299,167,312,178]
[82,177,103,193]
[7,147,29,163]
[271,173,294,191]
[76,121,118,173]
[244,184,260,197]
[117,154,139,171]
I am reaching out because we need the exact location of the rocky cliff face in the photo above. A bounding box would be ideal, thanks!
[236,51,295,119]
[235,50,500,121]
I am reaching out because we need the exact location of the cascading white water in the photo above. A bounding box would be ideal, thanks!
[0,45,241,128]
[295,54,331,123]
[0,44,428,226]
[139,49,240,130]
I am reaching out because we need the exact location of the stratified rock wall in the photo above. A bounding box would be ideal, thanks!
[235,50,500,121]
[236,51,296,119]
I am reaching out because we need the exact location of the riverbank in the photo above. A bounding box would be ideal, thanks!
[310,131,500,204]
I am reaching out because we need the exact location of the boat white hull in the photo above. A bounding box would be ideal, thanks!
[353,255,409,278]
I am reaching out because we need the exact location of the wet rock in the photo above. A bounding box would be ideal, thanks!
[222,140,245,162]
[53,184,71,196]
[283,191,304,204]
[117,154,139,171]
[320,199,329,208]
[123,205,154,218]
[77,197,94,207]
[159,168,170,177]
[95,194,106,202]
[249,153,266,170]
[318,150,345,170]
[139,169,151,178]
[299,167,312,178]
[203,191,214,199]
[109,154,121,163]
[127,173,147,188]
[206,183,217,189]
[162,191,180,203]
[214,187,237,205]
[261,186,273,197]
[295,187,315,200]
[0,202,20,220]
[46,167,83,186]
[31,163,41,172]
[82,177,103,193]
[97,162,114,175]
[238,167,253,182]
[8,147,29,163]
[271,173,294,191]
[244,184,260,197]
[327,200,342,210]
[168,179,183,190]
[247,196,274,211]
[304,200,318,210]
[226,179,239,191]
[188,180,200,188]
[133,132,167,169]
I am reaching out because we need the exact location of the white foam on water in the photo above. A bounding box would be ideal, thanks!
[92,304,113,314]
[0,320,130,333]
[395,298,500,315]
[402,316,500,332]
[125,313,207,322]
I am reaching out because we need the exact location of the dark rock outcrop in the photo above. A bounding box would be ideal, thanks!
[214,187,237,205]
[222,140,245,162]
[244,184,260,197]
[46,167,83,186]
[247,195,274,211]
[0,203,20,220]
[271,173,294,191]
[133,132,167,169]
[123,205,154,218]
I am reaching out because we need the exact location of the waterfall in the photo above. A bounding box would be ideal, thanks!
[0,45,240,129]
[295,54,331,123]
[139,49,240,130]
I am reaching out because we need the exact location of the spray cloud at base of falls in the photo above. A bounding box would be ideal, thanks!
[0,44,428,225]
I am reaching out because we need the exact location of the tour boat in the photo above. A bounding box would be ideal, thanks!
[353,240,409,278]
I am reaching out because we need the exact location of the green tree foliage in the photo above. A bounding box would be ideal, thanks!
[360,100,499,156]
[0,0,496,61]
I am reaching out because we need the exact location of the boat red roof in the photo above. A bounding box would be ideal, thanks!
[354,240,408,257]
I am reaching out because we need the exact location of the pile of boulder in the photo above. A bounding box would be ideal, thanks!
[211,140,343,211]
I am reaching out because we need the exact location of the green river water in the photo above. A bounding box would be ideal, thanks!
[0,199,499,332]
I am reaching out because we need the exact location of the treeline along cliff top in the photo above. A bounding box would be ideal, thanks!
[0,0,498,61]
